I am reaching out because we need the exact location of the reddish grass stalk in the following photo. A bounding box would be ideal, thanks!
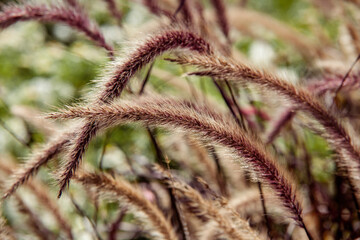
[48,96,309,233]
[212,79,244,129]
[108,208,127,240]
[177,0,193,25]
[139,63,155,95]
[224,80,247,130]
[333,54,360,102]
[0,2,114,55]
[257,182,271,238]
[174,0,185,17]
[143,0,173,19]
[138,60,187,239]
[265,108,296,144]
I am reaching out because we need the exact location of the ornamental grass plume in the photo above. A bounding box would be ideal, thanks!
[48,96,312,238]
[2,0,360,238]
[170,54,360,204]
[57,29,214,197]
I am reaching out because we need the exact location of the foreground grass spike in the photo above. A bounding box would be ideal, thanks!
[49,96,311,237]
[75,171,178,240]
[0,2,113,54]
[97,29,213,103]
[170,54,360,202]
[58,29,214,197]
